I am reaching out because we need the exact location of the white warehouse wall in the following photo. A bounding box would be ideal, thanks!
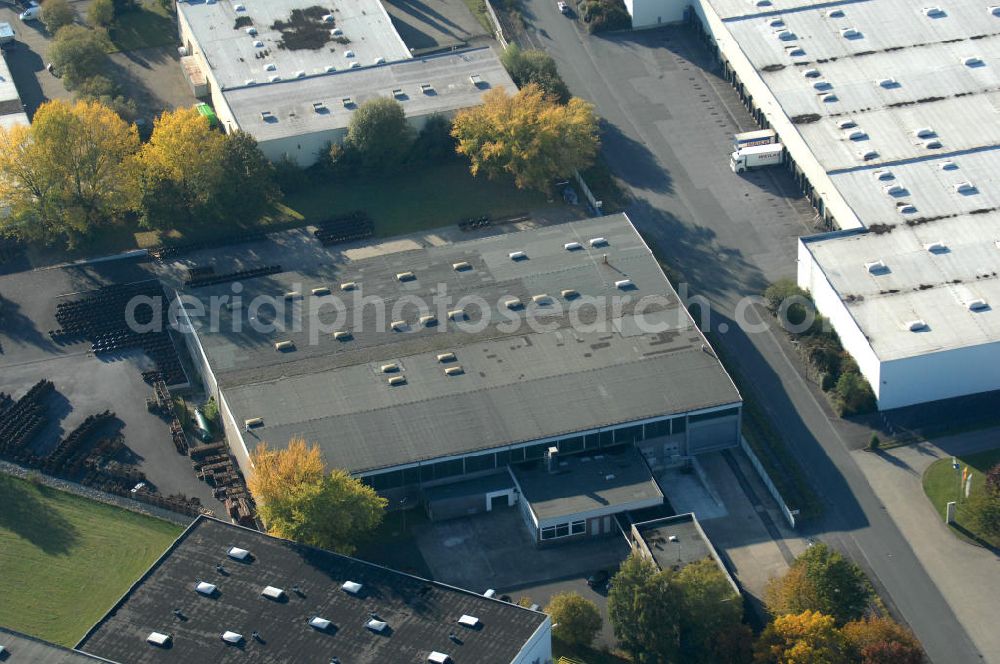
[512,615,553,664]
[625,0,687,29]
[878,341,1000,410]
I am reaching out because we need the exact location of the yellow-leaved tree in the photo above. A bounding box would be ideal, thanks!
[0,99,139,247]
[451,83,599,192]
[248,438,387,554]
[754,610,848,664]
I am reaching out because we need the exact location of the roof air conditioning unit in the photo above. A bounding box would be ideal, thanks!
[509,250,527,260]
[310,617,332,630]
[963,56,984,66]
[261,586,285,600]
[437,352,456,362]
[925,241,947,253]
[333,330,352,341]
[419,315,437,326]
[813,79,832,90]
[325,64,336,73]
[883,184,905,196]
[342,580,363,595]
[954,181,976,193]
[274,340,295,351]
[458,615,481,628]
[227,547,250,560]
[532,294,551,304]
[332,27,344,35]
[253,40,264,48]
[366,619,389,633]
[826,8,845,17]
[428,653,452,664]
[350,62,361,69]
[589,237,608,247]
[924,139,942,149]
[244,417,263,429]
[444,366,464,376]
[245,27,257,36]
[840,27,860,38]
[295,70,306,78]
[244,78,256,86]
[786,46,805,56]
[340,281,357,290]
[265,63,277,71]
[940,160,957,170]
[913,127,935,138]
[388,376,406,386]
[769,18,784,27]
[821,92,838,102]
[564,241,583,250]
[803,68,820,78]
[845,129,866,140]
[268,75,281,83]
[968,299,988,311]
[391,320,407,331]
[284,290,302,300]
[396,271,416,281]
[345,50,355,58]
[837,119,857,130]
[322,13,335,22]
[381,363,400,373]
[421,83,434,94]
[470,74,483,87]
[876,77,898,88]
[865,260,887,273]
[775,29,796,40]
[923,6,944,17]
[898,204,917,214]
[859,149,878,161]
[374,57,385,65]
[990,5,1000,15]
[196,581,217,596]
[504,298,522,309]
[452,261,471,271]
[448,309,466,320]
[561,289,579,299]
[874,169,894,180]
[222,631,243,644]
[147,632,171,647]
[906,319,928,331]
[615,279,633,289]
[233,3,245,10]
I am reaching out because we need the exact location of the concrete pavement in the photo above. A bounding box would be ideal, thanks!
[515,8,983,661]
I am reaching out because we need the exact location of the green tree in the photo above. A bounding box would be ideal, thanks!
[0,99,139,247]
[970,489,1000,539]
[841,617,923,664]
[754,610,848,664]
[343,97,413,173]
[42,0,76,34]
[607,551,659,661]
[500,44,570,103]
[834,370,877,416]
[49,25,110,90]
[408,114,456,164]
[87,0,115,27]
[215,131,280,222]
[545,592,602,647]
[677,558,743,662]
[248,439,387,554]
[765,543,873,625]
[452,84,599,193]
[641,569,683,663]
[129,107,227,227]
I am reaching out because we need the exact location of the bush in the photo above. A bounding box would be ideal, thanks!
[578,0,631,32]
[273,155,314,194]
[49,25,110,90]
[202,397,219,423]
[343,97,413,174]
[42,0,76,34]
[87,0,115,27]
[834,370,877,416]
[970,490,1000,539]
[986,462,1000,496]
[764,278,809,313]
[408,115,456,164]
[867,433,880,451]
[500,45,570,103]
[545,592,602,647]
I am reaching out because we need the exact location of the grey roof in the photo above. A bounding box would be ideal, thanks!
[707,0,1000,361]
[0,52,27,129]
[223,47,516,141]
[0,628,117,664]
[76,516,547,664]
[178,0,410,90]
[181,214,740,474]
[513,446,663,522]
[633,514,739,593]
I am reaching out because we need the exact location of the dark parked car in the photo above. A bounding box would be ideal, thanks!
[586,570,609,588]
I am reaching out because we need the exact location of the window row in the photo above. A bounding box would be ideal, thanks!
[541,520,587,540]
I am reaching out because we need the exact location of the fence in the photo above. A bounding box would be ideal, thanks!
[574,169,604,216]
[739,437,797,528]
[483,0,509,49]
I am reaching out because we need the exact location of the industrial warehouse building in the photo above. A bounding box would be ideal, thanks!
[76,516,551,664]
[176,0,514,165]
[622,0,1000,409]
[176,214,742,538]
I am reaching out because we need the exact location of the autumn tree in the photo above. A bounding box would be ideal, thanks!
[677,557,744,662]
[754,610,848,664]
[248,438,387,554]
[0,99,138,247]
[500,45,570,103]
[607,551,683,662]
[49,25,110,90]
[451,84,599,192]
[88,0,115,27]
[765,543,872,625]
[42,0,76,34]
[343,97,413,173]
[841,617,923,664]
[545,592,602,647]
[129,107,227,227]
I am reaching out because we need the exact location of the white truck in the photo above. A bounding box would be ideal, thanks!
[0,23,13,46]
[732,128,777,151]
[731,143,784,173]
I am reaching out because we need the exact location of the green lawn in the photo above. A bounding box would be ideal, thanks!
[100,1,176,53]
[923,447,1000,547]
[0,475,183,645]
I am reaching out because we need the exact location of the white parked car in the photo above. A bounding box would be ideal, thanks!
[557,1,570,14]
[131,482,147,494]
[19,3,40,21]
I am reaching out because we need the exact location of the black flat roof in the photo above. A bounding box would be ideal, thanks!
[0,628,117,664]
[76,517,547,664]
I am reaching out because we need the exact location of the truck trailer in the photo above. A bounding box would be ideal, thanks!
[731,143,784,173]
[732,128,777,151]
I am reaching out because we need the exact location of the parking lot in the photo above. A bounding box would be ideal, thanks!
[0,259,224,514]
[383,0,491,52]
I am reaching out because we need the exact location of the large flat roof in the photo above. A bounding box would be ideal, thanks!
[0,628,116,664]
[223,47,515,141]
[513,446,663,522]
[709,0,1000,360]
[179,214,740,474]
[0,53,27,130]
[76,517,547,664]
[178,0,410,90]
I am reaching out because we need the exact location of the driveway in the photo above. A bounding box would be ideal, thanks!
[514,8,983,662]
[854,431,1000,663]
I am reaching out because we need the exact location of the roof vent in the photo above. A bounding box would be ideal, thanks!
[845,129,866,140]
[342,96,354,108]
[341,281,358,291]
[786,46,805,56]
[147,632,171,647]
[883,184,905,196]
[452,261,472,271]
[388,376,406,386]
[244,417,263,429]
[310,616,332,630]
[865,260,888,273]
[775,29,796,40]
[859,149,879,161]
[840,27,861,38]
[898,204,917,214]
[366,619,389,633]
[261,586,285,600]
[813,79,832,90]
[589,237,608,247]
[261,110,276,122]
[963,56,984,66]
[396,271,416,282]
[264,62,276,72]
[968,298,989,311]
[876,77,899,88]
[913,127,936,138]
[940,160,957,170]
[253,40,264,48]
[391,320,407,331]
[350,62,361,69]
[925,241,947,253]
[222,631,243,644]
[332,27,343,35]
[907,319,928,331]
[393,88,405,99]
[381,363,400,373]
[227,546,250,560]
[295,70,306,78]
[345,50,355,58]
[803,68,820,78]
[311,286,331,296]
[333,330,352,341]
[837,119,856,129]
[444,366,464,376]
[284,290,302,300]
[420,315,437,326]
[268,75,281,83]
[470,74,484,87]
[246,26,257,36]
[458,615,481,628]
[274,340,295,351]
[561,288,579,299]
[821,92,838,102]
[923,6,945,16]
[564,241,583,250]
[448,308,466,320]
[325,65,336,73]
[244,78,256,86]
[955,181,977,194]
[924,139,942,149]
[428,652,452,664]
[991,5,1000,15]
[437,352,456,363]
[504,297,522,309]
[615,279,634,289]
[342,580,363,595]
[874,169,894,180]
[233,3,246,10]
[826,8,845,17]
[196,581,217,596]
[532,293,551,304]
[769,18,784,27]
[509,250,527,260]
[421,83,435,94]
[374,56,386,64]
[322,13,335,22]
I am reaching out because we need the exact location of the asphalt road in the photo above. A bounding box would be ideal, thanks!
[514,6,985,662]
